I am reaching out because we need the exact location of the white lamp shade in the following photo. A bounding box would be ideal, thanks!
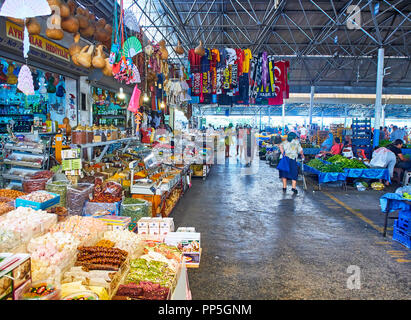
[0,0,51,19]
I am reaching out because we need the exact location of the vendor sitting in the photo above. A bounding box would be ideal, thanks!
[318,136,343,157]
[387,139,411,172]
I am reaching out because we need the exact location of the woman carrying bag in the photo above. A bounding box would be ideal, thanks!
[278,132,305,194]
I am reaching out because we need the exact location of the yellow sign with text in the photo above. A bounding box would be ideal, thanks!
[6,21,70,62]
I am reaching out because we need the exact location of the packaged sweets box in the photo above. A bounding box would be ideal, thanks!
[0,253,31,300]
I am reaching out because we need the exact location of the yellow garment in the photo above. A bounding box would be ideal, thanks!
[211,48,220,62]
[243,49,253,73]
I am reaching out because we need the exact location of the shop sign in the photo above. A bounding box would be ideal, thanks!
[6,21,70,62]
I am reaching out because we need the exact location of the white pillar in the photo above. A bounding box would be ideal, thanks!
[282,103,285,134]
[309,85,315,126]
[344,105,348,128]
[381,104,385,127]
[374,47,384,147]
[321,109,324,130]
[268,107,271,128]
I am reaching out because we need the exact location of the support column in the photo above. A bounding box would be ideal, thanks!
[259,108,262,132]
[321,109,324,130]
[381,104,385,127]
[344,105,348,128]
[373,47,384,148]
[268,107,271,129]
[282,103,285,135]
[309,85,315,126]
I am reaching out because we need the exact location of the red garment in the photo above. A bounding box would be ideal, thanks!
[140,128,152,143]
[188,49,201,73]
[331,143,343,155]
[235,49,244,76]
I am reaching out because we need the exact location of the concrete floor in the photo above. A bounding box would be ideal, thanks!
[171,158,411,300]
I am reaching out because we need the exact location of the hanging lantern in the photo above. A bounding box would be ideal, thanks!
[17,65,35,95]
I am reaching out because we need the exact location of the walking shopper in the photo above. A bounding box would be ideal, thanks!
[278,132,304,194]
[225,123,234,158]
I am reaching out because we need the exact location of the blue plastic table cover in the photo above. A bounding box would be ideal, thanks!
[322,160,391,182]
[380,193,411,213]
[299,162,348,184]
[402,149,411,155]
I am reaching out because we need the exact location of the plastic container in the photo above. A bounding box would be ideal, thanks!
[83,201,120,216]
[22,171,54,193]
[72,125,86,145]
[93,125,101,143]
[46,180,70,207]
[393,221,411,249]
[85,125,94,144]
[16,191,61,210]
[18,281,61,300]
[66,183,94,216]
[120,199,151,223]
[62,291,99,300]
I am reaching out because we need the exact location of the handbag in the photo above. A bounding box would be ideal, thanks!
[277,153,290,172]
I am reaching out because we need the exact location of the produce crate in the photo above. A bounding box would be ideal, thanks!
[396,210,411,234]
[393,221,411,249]
[15,192,60,210]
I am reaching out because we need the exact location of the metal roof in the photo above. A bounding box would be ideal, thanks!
[109,0,411,95]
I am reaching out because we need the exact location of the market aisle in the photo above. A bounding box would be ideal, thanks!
[171,160,411,300]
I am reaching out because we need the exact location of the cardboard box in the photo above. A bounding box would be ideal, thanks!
[137,227,149,235]
[159,227,171,235]
[149,227,160,235]
[137,219,149,229]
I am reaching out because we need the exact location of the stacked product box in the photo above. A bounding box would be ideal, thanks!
[61,149,82,184]
[165,230,201,268]
[0,253,31,300]
[137,217,174,235]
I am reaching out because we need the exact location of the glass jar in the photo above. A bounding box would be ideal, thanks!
[101,125,107,142]
[85,126,93,144]
[105,125,112,141]
[71,125,84,144]
[110,125,118,140]
[93,125,101,143]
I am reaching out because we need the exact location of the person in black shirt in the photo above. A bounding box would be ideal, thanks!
[387,139,411,171]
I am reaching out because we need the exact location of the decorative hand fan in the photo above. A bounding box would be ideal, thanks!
[0,0,51,19]
[123,37,142,58]
[124,9,140,32]
[0,0,51,59]
[17,65,35,95]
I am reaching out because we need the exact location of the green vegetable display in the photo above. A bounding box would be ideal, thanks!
[403,192,411,200]
[327,155,367,169]
[378,140,391,148]
[306,159,344,173]
[127,258,175,288]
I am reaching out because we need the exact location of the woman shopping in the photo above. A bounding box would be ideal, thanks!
[278,132,305,194]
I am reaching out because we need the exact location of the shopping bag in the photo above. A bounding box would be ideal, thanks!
[277,154,290,172]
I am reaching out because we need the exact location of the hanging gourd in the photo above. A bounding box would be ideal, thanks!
[26,18,41,35]
[69,32,81,57]
[61,0,79,34]
[195,40,205,57]
[59,0,70,18]
[46,6,64,40]
[75,7,88,29]
[102,58,113,77]
[80,12,95,38]
[174,40,184,55]
[92,44,106,69]
[77,44,94,69]
[158,40,168,60]
[6,63,17,85]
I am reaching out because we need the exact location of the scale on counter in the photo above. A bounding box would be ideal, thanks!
[129,152,160,195]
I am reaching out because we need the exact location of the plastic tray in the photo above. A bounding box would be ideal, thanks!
[393,221,411,249]
[15,192,60,210]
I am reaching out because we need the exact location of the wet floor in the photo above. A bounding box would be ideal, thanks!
[171,159,411,300]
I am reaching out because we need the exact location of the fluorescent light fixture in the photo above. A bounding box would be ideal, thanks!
[118,87,125,100]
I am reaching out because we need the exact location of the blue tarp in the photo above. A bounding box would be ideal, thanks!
[402,149,411,155]
[344,168,391,182]
[380,193,411,213]
[323,160,391,182]
[299,163,348,184]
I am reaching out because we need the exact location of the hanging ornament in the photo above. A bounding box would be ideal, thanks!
[23,25,30,58]
[17,65,35,95]
[124,9,140,32]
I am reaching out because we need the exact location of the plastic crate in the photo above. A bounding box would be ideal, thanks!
[393,221,411,249]
[15,192,61,210]
[397,211,411,234]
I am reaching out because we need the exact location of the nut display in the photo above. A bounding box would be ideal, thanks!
[18,191,56,203]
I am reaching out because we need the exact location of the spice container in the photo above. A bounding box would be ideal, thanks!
[85,125,93,144]
[72,125,86,144]
[105,125,112,141]
[66,183,94,216]
[45,180,70,207]
[101,126,107,142]
[93,125,101,143]
[110,125,118,140]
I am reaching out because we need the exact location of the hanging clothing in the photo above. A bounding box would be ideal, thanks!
[243,49,252,73]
